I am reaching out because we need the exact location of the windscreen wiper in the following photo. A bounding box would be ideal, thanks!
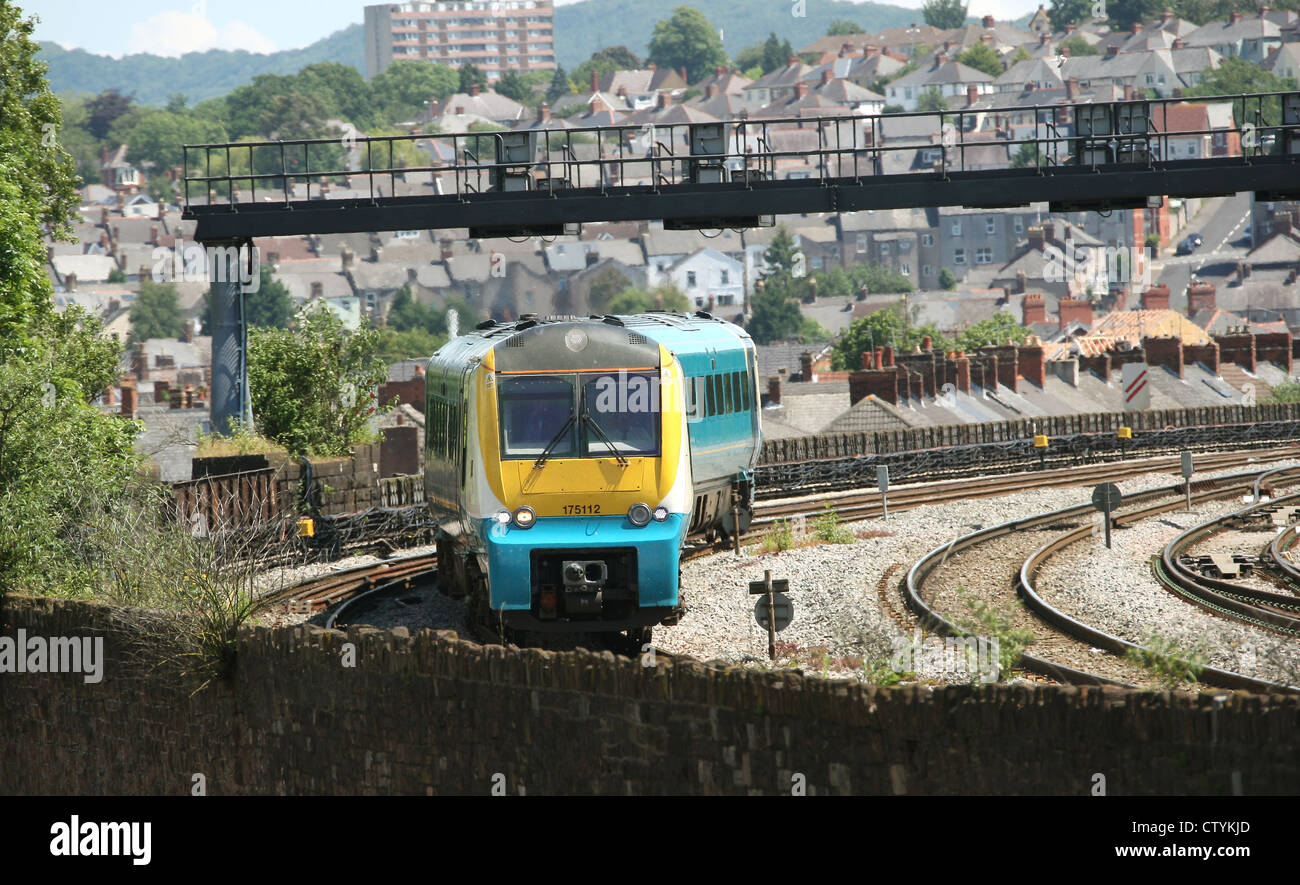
[533,410,576,470]
[582,405,630,467]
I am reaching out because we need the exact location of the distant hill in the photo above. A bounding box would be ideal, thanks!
[39,0,928,105]
[38,24,365,106]
[553,0,925,67]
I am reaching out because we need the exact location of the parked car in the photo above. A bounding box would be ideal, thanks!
[1176,233,1204,256]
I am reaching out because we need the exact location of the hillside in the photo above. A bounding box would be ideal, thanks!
[552,0,924,67]
[39,0,925,105]
[39,24,365,105]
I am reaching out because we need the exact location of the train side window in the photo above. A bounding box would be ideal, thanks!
[706,375,716,417]
[722,371,733,414]
[712,374,723,416]
[740,372,749,410]
[731,372,743,412]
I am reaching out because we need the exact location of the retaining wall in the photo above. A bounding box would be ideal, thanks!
[3,596,1298,796]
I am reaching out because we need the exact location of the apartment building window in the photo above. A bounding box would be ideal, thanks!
[899,240,912,252]
[985,217,995,235]
[953,248,966,265]
[687,271,697,287]
[1014,217,1024,234]
[900,263,911,275]
[951,221,962,236]
[880,243,890,255]
[922,264,935,277]
[975,247,993,264]
[720,270,729,285]
[856,233,867,252]
[921,233,933,247]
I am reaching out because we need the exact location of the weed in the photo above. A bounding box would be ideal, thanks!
[955,591,1035,679]
[862,655,911,686]
[759,518,795,553]
[814,506,855,544]
[1125,633,1207,688]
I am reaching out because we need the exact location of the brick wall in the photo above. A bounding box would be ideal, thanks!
[3,596,1300,795]
[378,378,426,413]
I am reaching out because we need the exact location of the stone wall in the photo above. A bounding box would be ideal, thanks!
[3,596,1299,796]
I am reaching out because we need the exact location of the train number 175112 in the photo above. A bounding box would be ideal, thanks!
[562,503,602,515]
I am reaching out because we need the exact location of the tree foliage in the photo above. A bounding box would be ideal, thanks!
[831,305,950,370]
[647,6,729,83]
[1049,0,1098,30]
[199,266,294,334]
[917,86,949,112]
[922,0,969,29]
[572,46,644,92]
[957,43,1004,77]
[129,279,184,345]
[826,20,865,36]
[248,303,394,456]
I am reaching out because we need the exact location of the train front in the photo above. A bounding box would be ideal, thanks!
[472,319,691,633]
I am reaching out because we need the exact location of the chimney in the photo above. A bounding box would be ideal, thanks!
[1230,9,1242,23]
[1132,22,1143,33]
[1065,23,1076,34]
[440,237,454,261]
[149,224,159,244]
[657,91,672,109]
[982,14,995,27]
[64,272,77,292]
[841,43,855,56]
[370,245,383,262]
[864,44,878,57]
[1027,225,1045,250]
[716,65,727,77]
[341,246,354,270]
[1061,45,1071,57]
[311,281,324,298]
[1019,337,1047,388]
[1172,36,1185,49]
[469,82,481,96]
[120,378,138,420]
[538,102,552,122]
[1041,221,1056,244]
[153,379,170,406]
[706,83,719,98]
[787,56,799,67]
[1162,7,1174,22]
[954,352,971,393]
[1182,340,1220,374]
[821,68,834,85]
[1057,296,1094,328]
[980,33,994,45]
[1107,44,1120,57]
[648,62,657,71]
[921,335,933,351]
[1022,292,1047,325]
[1015,269,1028,294]
[800,351,814,382]
[883,345,895,367]
[1276,211,1293,236]
[936,51,948,65]
[590,71,599,93]
[678,66,688,83]
[407,267,419,285]
[794,81,810,99]
[1142,334,1184,378]
[768,376,782,405]
[1039,32,1050,45]
[967,83,979,105]
[1066,77,1080,99]
[1140,283,1171,310]
[1186,280,1216,314]
[108,297,120,314]
[181,318,194,344]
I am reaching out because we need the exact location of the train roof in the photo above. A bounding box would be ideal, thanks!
[468,311,753,355]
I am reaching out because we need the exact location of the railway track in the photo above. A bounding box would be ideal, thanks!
[906,465,1300,692]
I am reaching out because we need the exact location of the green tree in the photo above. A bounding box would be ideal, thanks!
[125,109,227,173]
[923,0,969,29]
[1107,0,1165,30]
[200,266,294,334]
[760,32,797,74]
[938,267,957,290]
[459,63,485,94]
[0,3,141,595]
[957,43,1004,77]
[294,61,375,127]
[747,226,817,344]
[85,87,134,140]
[1011,142,1046,167]
[831,305,950,370]
[1049,0,1097,29]
[827,20,865,36]
[374,326,445,362]
[917,87,949,112]
[248,302,394,456]
[369,60,458,123]
[956,312,1031,351]
[572,46,643,92]
[546,64,573,104]
[1058,35,1100,56]
[586,265,633,313]
[495,70,530,102]
[647,6,729,83]
[129,279,184,344]
[107,267,126,284]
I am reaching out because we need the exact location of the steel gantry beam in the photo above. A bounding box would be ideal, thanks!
[182,91,1300,242]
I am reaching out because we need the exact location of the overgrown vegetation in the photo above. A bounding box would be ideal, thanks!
[1125,632,1208,688]
[1269,381,1300,404]
[814,505,855,544]
[759,518,796,553]
[956,594,1036,678]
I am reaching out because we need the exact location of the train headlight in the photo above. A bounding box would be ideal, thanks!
[628,503,652,527]
[494,510,512,526]
[564,329,589,352]
[652,506,669,522]
[512,506,537,529]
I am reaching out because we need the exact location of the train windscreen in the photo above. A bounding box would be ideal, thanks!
[499,375,576,458]
[498,372,660,459]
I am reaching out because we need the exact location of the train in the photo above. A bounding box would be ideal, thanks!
[424,310,761,642]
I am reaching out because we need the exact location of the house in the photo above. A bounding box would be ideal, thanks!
[100,145,140,190]
[1185,12,1282,62]
[884,56,994,111]
[743,59,816,106]
[939,206,1049,281]
[429,84,527,127]
[650,248,744,309]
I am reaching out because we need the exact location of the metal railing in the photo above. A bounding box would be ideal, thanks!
[182,91,1300,212]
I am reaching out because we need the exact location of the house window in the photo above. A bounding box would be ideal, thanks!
[899,240,912,252]
[900,263,911,275]
[953,248,966,265]
[975,247,993,264]
[921,233,934,246]
[1014,217,1024,234]
[720,270,729,285]
[687,271,697,287]
[923,264,935,276]
[1145,74,1154,85]
[880,243,890,255]
[985,217,996,235]
[855,233,867,251]
[951,221,962,236]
